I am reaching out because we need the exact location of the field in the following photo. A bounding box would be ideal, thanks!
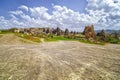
[0,34,120,80]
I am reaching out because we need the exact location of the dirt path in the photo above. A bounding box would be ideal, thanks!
[0,35,120,80]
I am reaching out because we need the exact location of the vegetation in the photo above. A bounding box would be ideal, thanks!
[0,29,12,34]
[45,35,77,42]
[0,27,120,45]
[106,36,119,44]
[15,33,41,43]
[79,39,105,45]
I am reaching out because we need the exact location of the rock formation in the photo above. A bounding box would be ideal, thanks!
[13,27,78,38]
[97,29,106,42]
[83,25,96,41]
[64,28,69,36]
[46,28,52,34]
[56,27,62,36]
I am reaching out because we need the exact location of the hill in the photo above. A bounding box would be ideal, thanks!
[95,30,120,34]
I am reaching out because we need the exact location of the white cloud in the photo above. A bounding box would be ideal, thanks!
[86,0,120,30]
[0,1,120,31]
[19,5,28,11]
[9,10,23,15]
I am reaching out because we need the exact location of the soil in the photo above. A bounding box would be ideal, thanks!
[0,34,120,80]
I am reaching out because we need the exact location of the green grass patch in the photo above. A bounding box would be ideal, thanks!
[0,30,12,34]
[79,39,105,45]
[15,33,41,43]
[106,36,119,44]
[45,36,77,42]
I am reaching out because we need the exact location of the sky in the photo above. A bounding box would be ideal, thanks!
[0,0,120,31]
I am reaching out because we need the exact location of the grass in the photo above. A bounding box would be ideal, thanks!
[15,33,105,45]
[45,36,77,42]
[106,36,120,44]
[0,30,12,34]
[0,30,118,45]
[79,39,105,45]
[15,33,41,43]
[44,35,105,45]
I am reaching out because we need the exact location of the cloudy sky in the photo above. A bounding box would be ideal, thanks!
[0,0,120,31]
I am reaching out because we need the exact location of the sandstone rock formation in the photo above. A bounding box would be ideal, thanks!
[97,29,106,42]
[83,25,96,41]
[56,27,62,36]
[64,28,70,37]
[64,28,69,36]
[13,27,78,38]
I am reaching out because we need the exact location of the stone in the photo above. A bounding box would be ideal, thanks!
[83,25,96,41]
[64,28,69,36]
[56,27,62,36]
[97,29,106,42]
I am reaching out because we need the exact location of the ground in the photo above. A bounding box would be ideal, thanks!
[0,34,120,80]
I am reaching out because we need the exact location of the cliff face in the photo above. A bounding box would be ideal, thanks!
[83,25,96,41]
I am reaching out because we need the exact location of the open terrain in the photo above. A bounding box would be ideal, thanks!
[0,34,120,80]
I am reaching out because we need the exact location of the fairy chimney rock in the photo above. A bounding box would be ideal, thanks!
[83,25,96,41]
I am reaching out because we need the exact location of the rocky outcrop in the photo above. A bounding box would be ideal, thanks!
[13,27,78,37]
[64,28,69,36]
[110,32,119,40]
[97,29,106,42]
[56,27,62,36]
[83,25,96,41]
[46,28,52,34]
[64,28,70,37]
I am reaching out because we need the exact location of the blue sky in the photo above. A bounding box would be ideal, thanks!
[0,0,87,16]
[0,0,120,31]
[0,0,27,17]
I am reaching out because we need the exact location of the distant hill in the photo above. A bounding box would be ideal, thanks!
[95,30,120,34]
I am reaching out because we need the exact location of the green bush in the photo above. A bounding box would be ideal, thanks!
[110,39,119,44]
[106,36,119,44]
[0,30,12,34]
[45,36,76,42]
[16,33,41,43]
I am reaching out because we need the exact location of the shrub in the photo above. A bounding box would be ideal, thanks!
[106,36,119,44]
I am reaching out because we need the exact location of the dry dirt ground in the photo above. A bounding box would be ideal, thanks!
[0,34,120,80]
